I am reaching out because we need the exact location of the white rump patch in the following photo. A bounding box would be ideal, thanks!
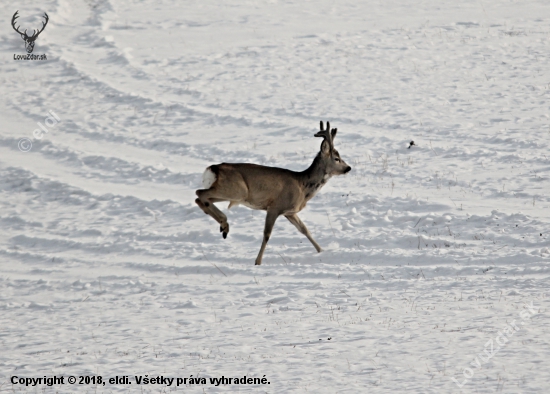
[202,167,217,189]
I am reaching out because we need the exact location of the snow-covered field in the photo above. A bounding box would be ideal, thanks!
[1,0,550,392]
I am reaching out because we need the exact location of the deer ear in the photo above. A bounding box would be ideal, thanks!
[320,120,324,131]
[321,139,331,155]
[331,128,337,141]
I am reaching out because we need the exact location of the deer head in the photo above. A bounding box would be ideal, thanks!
[315,120,351,177]
[12,11,49,54]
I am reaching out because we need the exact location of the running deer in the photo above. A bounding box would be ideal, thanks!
[195,121,351,265]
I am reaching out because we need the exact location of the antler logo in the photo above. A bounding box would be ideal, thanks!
[11,10,49,54]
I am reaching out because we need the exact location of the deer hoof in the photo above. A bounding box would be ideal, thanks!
[220,223,229,238]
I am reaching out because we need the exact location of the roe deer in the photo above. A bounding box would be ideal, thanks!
[195,121,351,265]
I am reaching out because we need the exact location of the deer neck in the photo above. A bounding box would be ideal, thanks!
[300,154,331,199]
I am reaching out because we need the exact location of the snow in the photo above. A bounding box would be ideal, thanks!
[1,0,549,392]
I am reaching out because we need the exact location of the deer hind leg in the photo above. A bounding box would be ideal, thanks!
[255,210,279,266]
[195,190,230,238]
[285,213,322,253]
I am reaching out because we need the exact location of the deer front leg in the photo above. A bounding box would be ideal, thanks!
[255,210,279,266]
[285,213,322,253]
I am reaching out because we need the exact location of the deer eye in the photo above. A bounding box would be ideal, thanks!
[334,157,340,162]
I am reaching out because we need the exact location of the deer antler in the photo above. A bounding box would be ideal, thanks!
[11,11,49,40]
[11,11,26,37]
[30,12,49,40]
[314,120,335,152]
